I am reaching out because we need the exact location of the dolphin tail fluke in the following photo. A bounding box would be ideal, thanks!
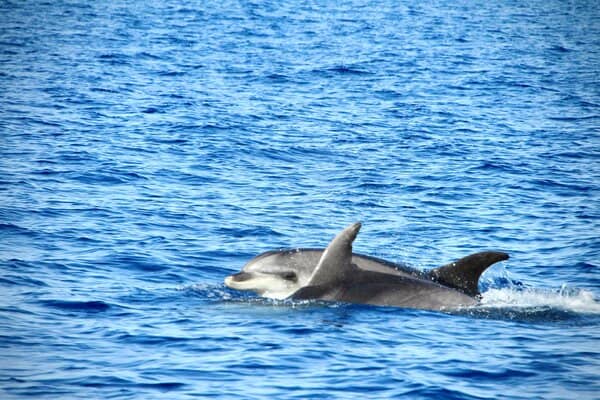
[428,251,509,297]
[305,222,361,287]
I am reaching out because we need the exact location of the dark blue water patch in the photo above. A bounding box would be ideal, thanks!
[530,178,591,195]
[2,384,75,398]
[30,168,70,176]
[548,44,571,53]
[264,72,294,84]
[70,169,147,185]
[401,385,491,400]
[89,87,120,94]
[307,64,374,79]
[39,299,112,313]
[215,226,285,238]
[0,223,40,238]
[475,160,532,175]
[0,274,48,287]
[19,376,186,392]
[575,262,597,271]
[0,305,38,316]
[114,332,191,346]
[547,114,599,122]
[148,136,189,144]
[158,70,187,77]
[100,253,169,273]
[2,259,57,276]
[135,51,162,60]
[98,53,131,66]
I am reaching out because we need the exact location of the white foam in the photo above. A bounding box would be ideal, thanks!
[480,286,600,314]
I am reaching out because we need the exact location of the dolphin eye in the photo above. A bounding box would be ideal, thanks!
[281,271,297,282]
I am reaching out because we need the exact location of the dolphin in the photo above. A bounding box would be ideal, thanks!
[224,222,509,311]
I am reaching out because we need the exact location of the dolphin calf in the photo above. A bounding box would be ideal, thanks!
[225,222,509,311]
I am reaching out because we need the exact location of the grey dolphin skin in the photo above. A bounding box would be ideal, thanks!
[224,222,509,311]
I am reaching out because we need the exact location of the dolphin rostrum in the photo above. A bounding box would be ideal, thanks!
[224,222,509,311]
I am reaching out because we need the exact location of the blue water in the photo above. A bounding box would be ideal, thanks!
[1,0,599,398]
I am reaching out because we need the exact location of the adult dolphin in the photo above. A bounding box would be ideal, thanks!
[225,222,509,311]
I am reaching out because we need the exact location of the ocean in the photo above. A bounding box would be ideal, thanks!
[1,0,599,398]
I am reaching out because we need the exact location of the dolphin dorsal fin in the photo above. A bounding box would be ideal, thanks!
[306,222,362,286]
[428,251,509,296]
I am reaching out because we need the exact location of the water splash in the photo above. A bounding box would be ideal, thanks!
[479,286,600,314]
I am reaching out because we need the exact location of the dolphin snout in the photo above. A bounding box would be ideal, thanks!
[224,272,253,288]
[229,272,252,282]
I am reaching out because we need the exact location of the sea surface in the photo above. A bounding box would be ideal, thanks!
[1,0,599,399]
